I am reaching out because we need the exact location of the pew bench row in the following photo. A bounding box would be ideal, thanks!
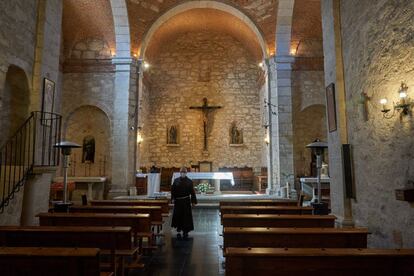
[225,247,414,276]
[0,247,113,276]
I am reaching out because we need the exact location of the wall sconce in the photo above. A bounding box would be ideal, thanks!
[137,127,143,145]
[263,125,270,145]
[380,82,411,119]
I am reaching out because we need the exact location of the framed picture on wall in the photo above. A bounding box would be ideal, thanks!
[42,78,55,126]
[326,83,337,132]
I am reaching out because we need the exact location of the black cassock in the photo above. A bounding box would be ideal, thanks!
[171,176,197,233]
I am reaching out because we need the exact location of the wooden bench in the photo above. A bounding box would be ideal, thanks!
[68,205,163,227]
[0,226,137,275]
[0,247,112,276]
[219,199,299,207]
[37,213,151,251]
[222,214,336,228]
[220,206,313,216]
[223,227,369,251]
[225,247,414,276]
[90,199,170,215]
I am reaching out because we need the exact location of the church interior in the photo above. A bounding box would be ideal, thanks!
[0,0,413,275]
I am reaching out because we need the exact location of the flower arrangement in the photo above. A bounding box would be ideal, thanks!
[196,182,210,193]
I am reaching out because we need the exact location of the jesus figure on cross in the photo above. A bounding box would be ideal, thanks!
[190,98,222,151]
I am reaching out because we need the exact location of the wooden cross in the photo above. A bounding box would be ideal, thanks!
[190,98,222,151]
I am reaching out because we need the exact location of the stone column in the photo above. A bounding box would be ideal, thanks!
[321,0,354,226]
[266,56,295,195]
[108,57,132,198]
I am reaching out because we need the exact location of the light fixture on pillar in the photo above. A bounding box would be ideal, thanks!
[306,140,328,215]
[137,127,143,145]
[380,82,412,118]
[53,141,81,211]
[264,125,270,145]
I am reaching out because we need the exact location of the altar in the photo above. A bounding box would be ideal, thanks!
[171,172,235,194]
[53,176,107,201]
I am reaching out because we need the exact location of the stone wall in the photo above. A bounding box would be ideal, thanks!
[70,38,112,60]
[321,0,414,247]
[292,71,327,177]
[137,79,151,168]
[61,73,115,179]
[64,105,111,179]
[141,31,264,171]
[340,0,414,248]
[0,0,37,141]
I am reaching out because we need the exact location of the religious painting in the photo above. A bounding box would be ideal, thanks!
[82,135,95,163]
[167,125,178,145]
[326,83,337,132]
[229,122,243,144]
[41,78,55,126]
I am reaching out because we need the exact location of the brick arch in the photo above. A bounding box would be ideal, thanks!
[140,0,268,60]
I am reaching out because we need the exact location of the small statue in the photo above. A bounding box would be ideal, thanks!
[168,125,178,144]
[82,135,95,163]
[230,122,243,144]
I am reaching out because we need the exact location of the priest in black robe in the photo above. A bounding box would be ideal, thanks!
[171,167,197,239]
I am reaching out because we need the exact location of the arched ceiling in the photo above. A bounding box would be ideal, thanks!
[144,8,264,62]
[60,0,324,61]
[62,0,115,57]
[291,0,323,57]
[127,0,278,56]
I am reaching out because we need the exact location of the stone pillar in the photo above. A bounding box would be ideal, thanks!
[321,0,353,226]
[108,0,133,198]
[266,0,295,196]
[266,56,295,195]
[108,57,132,198]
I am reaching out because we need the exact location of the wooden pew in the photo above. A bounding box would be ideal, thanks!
[219,199,299,207]
[0,226,135,275]
[225,247,414,276]
[0,247,111,276]
[220,206,313,216]
[222,214,336,228]
[68,205,163,224]
[223,227,369,251]
[90,200,170,215]
[37,213,151,250]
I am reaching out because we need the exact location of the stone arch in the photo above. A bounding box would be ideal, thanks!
[276,0,295,56]
[110,0,131,58]
[293,103,327,177]
[64,105,112,178]
[0,65,31,145]
[140,1,268,60]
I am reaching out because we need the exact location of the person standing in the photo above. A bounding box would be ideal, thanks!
[171,167,197,239]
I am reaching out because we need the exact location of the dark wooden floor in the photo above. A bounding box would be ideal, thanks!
[134,209,224,276]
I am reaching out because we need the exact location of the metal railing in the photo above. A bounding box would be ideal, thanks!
[0,111,61,213]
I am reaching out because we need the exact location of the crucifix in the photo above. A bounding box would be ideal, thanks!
[190,98,222,151]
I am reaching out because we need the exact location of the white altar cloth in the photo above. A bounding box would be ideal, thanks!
[147,173,161,197]
[299,177,330,202]
[171,172,235,185]
[171,172,234,194]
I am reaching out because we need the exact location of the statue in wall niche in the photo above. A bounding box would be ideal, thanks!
[167,125,178,144]
[82,135,95,163]
[230,122,243,144]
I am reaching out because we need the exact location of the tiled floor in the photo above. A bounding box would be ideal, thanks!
[135,208,224,276]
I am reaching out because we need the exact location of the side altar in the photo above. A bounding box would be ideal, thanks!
[171,172,235,194]
[53,176,107,201]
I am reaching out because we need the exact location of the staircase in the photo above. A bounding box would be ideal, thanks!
[0,111,61,213]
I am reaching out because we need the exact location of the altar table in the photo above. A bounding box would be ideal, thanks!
[53,177,107,201]
[171,172,235,194]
